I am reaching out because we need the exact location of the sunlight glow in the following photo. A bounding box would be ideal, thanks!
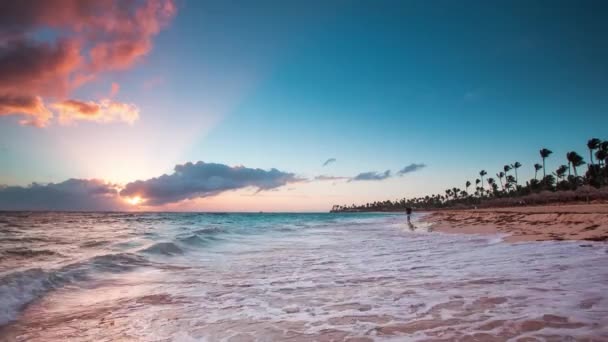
[126,196,143,206]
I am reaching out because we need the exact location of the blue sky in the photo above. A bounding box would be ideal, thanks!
[1,0,607,211]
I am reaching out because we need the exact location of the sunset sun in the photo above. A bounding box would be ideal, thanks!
[126,196,143,205]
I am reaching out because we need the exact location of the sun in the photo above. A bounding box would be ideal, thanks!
[126,196,143,205]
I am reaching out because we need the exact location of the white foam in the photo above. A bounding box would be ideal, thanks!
[3,213,608,341]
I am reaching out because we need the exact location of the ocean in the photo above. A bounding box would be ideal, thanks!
[0,212,607,341]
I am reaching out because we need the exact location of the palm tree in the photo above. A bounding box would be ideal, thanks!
[597,149,607,168]
[543,174,556,188]
[540,148,553,178]
[534,163,542,180]
[599,142,608,168]
[465,180,471,195]
[511,162,522,185]
[496,172,505,190]
[503,164,512,178]
[479,170,487,193]
[506,175,516,186]
[452,187,460,199]
[566,151,585,177]
[487,178,497,195]
[555,165,568,184]
[587,138,601,167]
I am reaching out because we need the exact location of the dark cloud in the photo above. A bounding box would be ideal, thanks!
[351,170,391,181]
[120,161,304,205]
[322,158,336,167]
[397,163,427,175]
[0,0,175,126]
[0,161,304,210]
[0,179,124,211]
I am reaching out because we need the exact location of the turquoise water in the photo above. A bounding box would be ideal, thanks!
[1,212,607,341]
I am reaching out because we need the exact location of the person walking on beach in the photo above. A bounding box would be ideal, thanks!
[405,207,412,222]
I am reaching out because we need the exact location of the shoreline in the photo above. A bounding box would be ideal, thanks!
[420,203,608,242]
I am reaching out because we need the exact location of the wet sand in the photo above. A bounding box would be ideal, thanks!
[422,204,608,242]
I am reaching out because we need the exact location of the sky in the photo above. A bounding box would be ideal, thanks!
[1,0,608,212]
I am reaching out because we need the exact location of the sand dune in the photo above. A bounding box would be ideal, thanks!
[422,204,608,242]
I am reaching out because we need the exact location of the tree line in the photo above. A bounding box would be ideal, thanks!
[331,138,608,212]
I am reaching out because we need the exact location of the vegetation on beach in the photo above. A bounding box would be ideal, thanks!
[331,138,608,212]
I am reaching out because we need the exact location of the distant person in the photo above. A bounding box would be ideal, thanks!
[405,207,412,222]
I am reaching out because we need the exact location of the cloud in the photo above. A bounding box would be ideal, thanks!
[351,170,391,181]
[0,179,124,211]
[397,163,426,175]
[0,38,81,99]
[0,0,175,127]
[322,158,337,167]
[346,164,425,181]
[314,175,349,181]
[53,99,139,125]
[0,94,52,127]
[120,161,304,205]
[0,161,305,210]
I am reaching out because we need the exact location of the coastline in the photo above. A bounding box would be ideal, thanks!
[420,204,608,243]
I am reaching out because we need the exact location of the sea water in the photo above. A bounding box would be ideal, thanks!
[0,212,607,341]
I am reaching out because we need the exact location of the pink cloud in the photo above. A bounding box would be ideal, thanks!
[53,99,139,125]
[0,0,175,127]
[0,95,52,127]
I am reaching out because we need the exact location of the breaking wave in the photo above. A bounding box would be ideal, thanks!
[140,242,184,256]
[0,253,149,326]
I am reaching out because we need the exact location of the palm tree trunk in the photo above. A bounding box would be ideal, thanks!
[542,158,546,178]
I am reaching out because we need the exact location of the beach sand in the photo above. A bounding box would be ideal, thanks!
[422,204,608,242]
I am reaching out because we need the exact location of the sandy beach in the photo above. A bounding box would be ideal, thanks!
[422,204,608,242]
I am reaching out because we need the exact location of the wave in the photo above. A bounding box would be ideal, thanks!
[178,235,210,246]
[79,240,110,248]
[192,227,226,235]
[0,237,48,243]
[1,249,61,259]
[140,242,184,256]
[0,253,148,326]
